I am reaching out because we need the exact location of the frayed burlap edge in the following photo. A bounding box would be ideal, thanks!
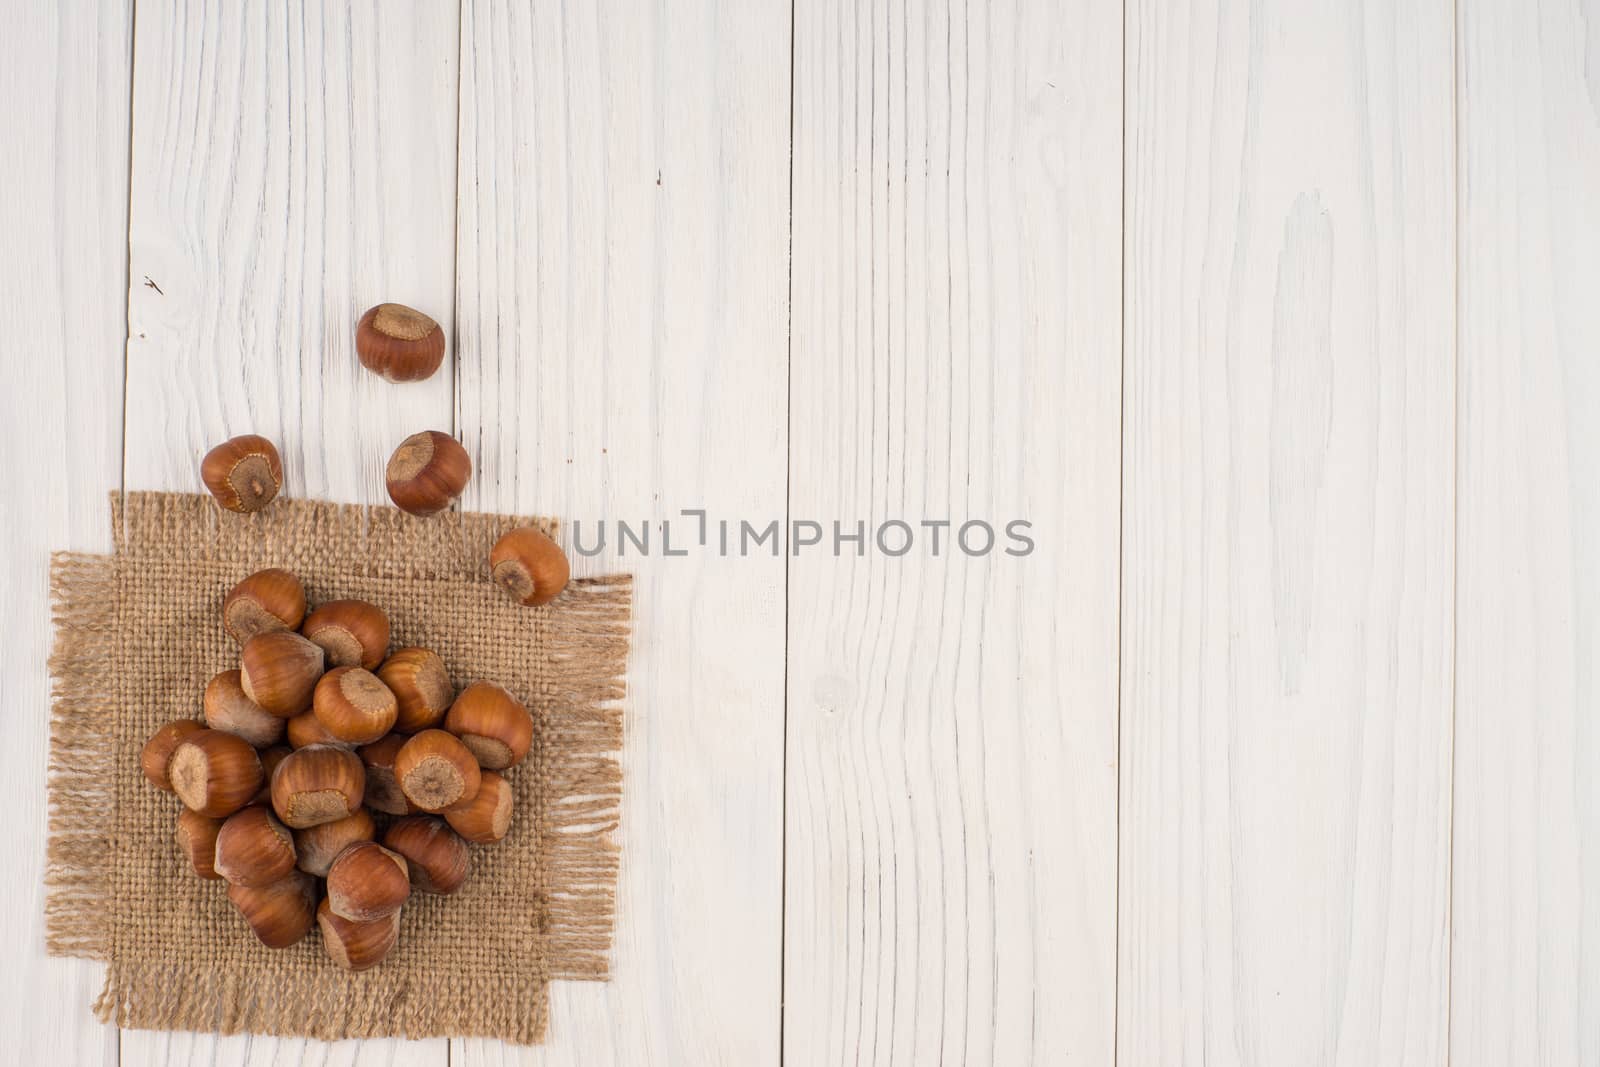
[92,959,553,1043]
[45,493,632,1043]
[537,574,630,981]
[45,552,120,959]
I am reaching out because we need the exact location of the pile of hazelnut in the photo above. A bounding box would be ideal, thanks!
[138,552,566,970]
[140,302,576,970]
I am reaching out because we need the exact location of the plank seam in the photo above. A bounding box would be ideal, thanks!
[1446,0,1461,1062]
[1113,0,1127,1064]
[779,0,798,1062]
[449,3,465,1063]
[115,1,139,1062]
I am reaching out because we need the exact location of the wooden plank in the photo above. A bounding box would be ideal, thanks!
[451,0,791,1062]
[0,2,131,1064]
[1118,2,1455,1064]
[784,0,1122,1063]
[120,1,458,1064]
[122,0,458,504]
[1453,1,1600,1061]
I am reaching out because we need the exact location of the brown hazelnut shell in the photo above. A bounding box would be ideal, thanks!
[385,431,470,516]
[444,682,533,770]
[228,870,316,948]
[140,719,205,792]
[287,710,351,749]
[312,667,398,744]
[356,303,446,383]
[326,841,410,922]
[394,729,481,813]
[240,631,325,717]
[222,568,307,644]
[489,526,570,606]
[301,599,390,670]
[176,808,223,880]
[249,745,293,805]
[168,730,264,818]
[383,815,469,895]
[317,898,401,971]
[443,770,514,844]
[294,808,377,877]
[204,669,286,748]
[269,744,365,829]
[377,647,454,733]
[214,805,297,887]
[358,733,415,815]
[201,434,283,513]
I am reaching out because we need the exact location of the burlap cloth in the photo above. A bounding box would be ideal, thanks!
[45,492,629,1044]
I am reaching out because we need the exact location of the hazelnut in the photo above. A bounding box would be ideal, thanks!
[443,769,514,844]
[294,808,377,877]
[221,568,306,644]
[317,898,401,972]
[394,729,481,813]
[356,303,446,383]
[313,667,398,744]
[385,430,470,516]
[203,669,286,748]
[301,599,390,670]
[176,808,223,880]
[228,870,316,948]
[140,719,204,792]
[377,647,454,733]
[383,816,469,895]
[270,744,365,828]
[326,841,410,922]
[287,709,350,749]
[240,631,325,717]
[214,805,297,887]
[249,745,293,805]
[444,682,533,770]
[489,527,570,607]
[201,434,283,513]
[168,730,264,818]
[357,733,413,815]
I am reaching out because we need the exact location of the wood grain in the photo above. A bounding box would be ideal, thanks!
[0,2,131,1064]
[123,0,458,506]
[120,1,458,1064]
[1119,1,1456,1063]
[1453,1,1600,1062]
[452,0,791,1062]
[785,1,1122,1063]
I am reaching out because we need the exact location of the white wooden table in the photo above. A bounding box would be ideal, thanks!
[0,1,1590,1064]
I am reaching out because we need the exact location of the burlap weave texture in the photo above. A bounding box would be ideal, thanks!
[46,492,629,1044]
